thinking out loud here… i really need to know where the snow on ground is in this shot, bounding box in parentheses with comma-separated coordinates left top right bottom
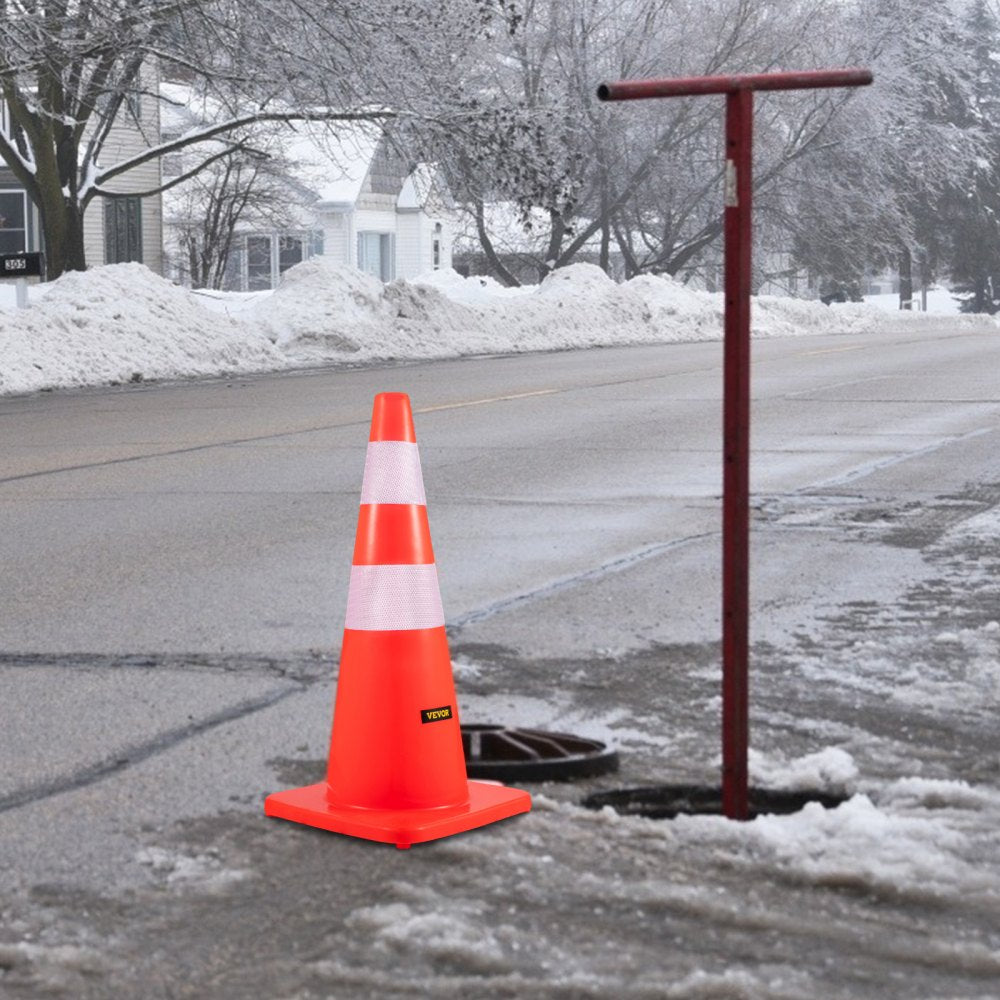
(864, 285, 963, 315)
(1, 259, 994, 397)
(0, 264, 283, 396)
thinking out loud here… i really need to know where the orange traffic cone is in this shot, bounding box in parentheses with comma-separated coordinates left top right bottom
(265, 392, 531, 848)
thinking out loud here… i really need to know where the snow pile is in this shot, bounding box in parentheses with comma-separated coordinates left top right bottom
(2, 259, 996, 396)
(252, 256, 383, 355)
(271, 261, 901, 363)
(414, 265, 534, 306)
(576, 773, 1000, 902)
(0, 263, 283, 394)
(418, 265, 996, 342)
(749, 746, 859, 796)
(726, 795, 983, 898)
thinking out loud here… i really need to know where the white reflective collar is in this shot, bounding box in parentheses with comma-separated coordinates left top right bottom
(345, 563, 445, 631)
(359, 441, 426, 506)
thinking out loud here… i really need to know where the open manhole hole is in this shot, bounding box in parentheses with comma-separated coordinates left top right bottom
(581, 784, 848, 819)
(462, 724, 618, 781)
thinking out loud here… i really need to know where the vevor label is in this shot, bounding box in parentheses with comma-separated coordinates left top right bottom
(421, 705, 453, 724)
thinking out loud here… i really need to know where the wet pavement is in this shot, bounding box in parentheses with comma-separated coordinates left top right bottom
(3, 330, 1000, 998)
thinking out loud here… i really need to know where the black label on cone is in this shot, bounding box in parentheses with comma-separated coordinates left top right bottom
(421, 705, 453, 724)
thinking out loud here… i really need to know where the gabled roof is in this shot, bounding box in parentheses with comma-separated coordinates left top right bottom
(158, 82, 447, 214)
(397, 162, 454, 212)
(282, 121, 383, 207)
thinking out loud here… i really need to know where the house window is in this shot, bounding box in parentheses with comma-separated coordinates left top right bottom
(238, 232, 320, 291)
(357, 232, 395, 281)
(246, 235, 272, 291)
(278, 235, 303, 276)
(0, 190, 27, 254)
(433, 222, 442, 269)
(104, 196, 143, 264)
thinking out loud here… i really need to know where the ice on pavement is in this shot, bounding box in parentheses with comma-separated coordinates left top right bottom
(134, 845, 250, 892)
(2, 258, 994, 396)
(302, 784, 1000, 993)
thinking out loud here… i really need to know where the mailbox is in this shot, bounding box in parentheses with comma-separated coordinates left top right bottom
(0, 252, 44, 278)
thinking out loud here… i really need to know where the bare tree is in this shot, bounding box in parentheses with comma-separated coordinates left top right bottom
(168, 144, 295, 289)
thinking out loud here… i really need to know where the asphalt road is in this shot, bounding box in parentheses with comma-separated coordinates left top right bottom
(2, 323, 1000, 999)
(1, 324, 997, 656)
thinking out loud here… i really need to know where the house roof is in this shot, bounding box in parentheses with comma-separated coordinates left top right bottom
(158, 82, 449, 214)
(282, 121, 383, 207)
(397, 163, 434, 209)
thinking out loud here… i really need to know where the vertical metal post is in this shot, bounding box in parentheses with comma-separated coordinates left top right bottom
(597, 68, 870, 822)
(721, 88, 753, 821)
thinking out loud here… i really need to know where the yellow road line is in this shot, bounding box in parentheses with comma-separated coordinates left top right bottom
(793, 344, 865, 358)
(415, 388, 560, 414)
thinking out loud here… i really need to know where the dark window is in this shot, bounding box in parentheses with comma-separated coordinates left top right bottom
(246, 235, 272, 290)
(0, 191, 27, 254)
(104, 196, 143, 263)
(278, 235, 302, 276)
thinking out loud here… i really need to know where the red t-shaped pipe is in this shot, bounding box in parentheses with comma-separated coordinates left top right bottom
(596, 67, 873, 821)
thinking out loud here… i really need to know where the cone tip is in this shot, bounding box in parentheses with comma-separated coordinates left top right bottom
(370, 392, 417, 442)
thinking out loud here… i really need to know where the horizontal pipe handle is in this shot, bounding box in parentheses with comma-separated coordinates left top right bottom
(597, 68, 873, 102)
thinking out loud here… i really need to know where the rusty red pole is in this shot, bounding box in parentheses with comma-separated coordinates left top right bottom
(598, 68, 872, 822)
(721, 88, 754, 819)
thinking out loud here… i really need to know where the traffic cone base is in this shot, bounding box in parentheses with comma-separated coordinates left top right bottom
(265, 779, 530, 849)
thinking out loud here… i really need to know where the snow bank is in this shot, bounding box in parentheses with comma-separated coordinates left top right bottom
(264, 260, 943, 362)
(0, 264, 283, 395)
(1, 259, 995, 397)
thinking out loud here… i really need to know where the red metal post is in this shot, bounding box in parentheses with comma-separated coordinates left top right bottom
(721, 89, 754, 821)
(597, 68, 872, 822)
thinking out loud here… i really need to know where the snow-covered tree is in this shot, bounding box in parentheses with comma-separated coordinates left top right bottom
(0, 0, 491, 279)
(948, 0, 1000, 312)
(426, 0, 890, 286)
(786, 0, 990, 307)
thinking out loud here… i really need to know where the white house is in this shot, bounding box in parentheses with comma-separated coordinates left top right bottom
(160, 87, 456, 291)
(286, 125, 455, 288)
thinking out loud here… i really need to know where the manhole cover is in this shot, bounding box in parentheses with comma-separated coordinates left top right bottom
(581, 784, 848, 819)
(462, 724, 619, 781)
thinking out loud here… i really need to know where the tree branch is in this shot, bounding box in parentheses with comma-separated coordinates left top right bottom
(91, 108, 395, 191)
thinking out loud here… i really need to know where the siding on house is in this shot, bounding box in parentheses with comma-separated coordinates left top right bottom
(84, 73, 163, 273)
(355, 208, 398, 235)
(319, 210, 353, 269)
(396, 180, 453, 279)
(395, 212, 422, 278)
